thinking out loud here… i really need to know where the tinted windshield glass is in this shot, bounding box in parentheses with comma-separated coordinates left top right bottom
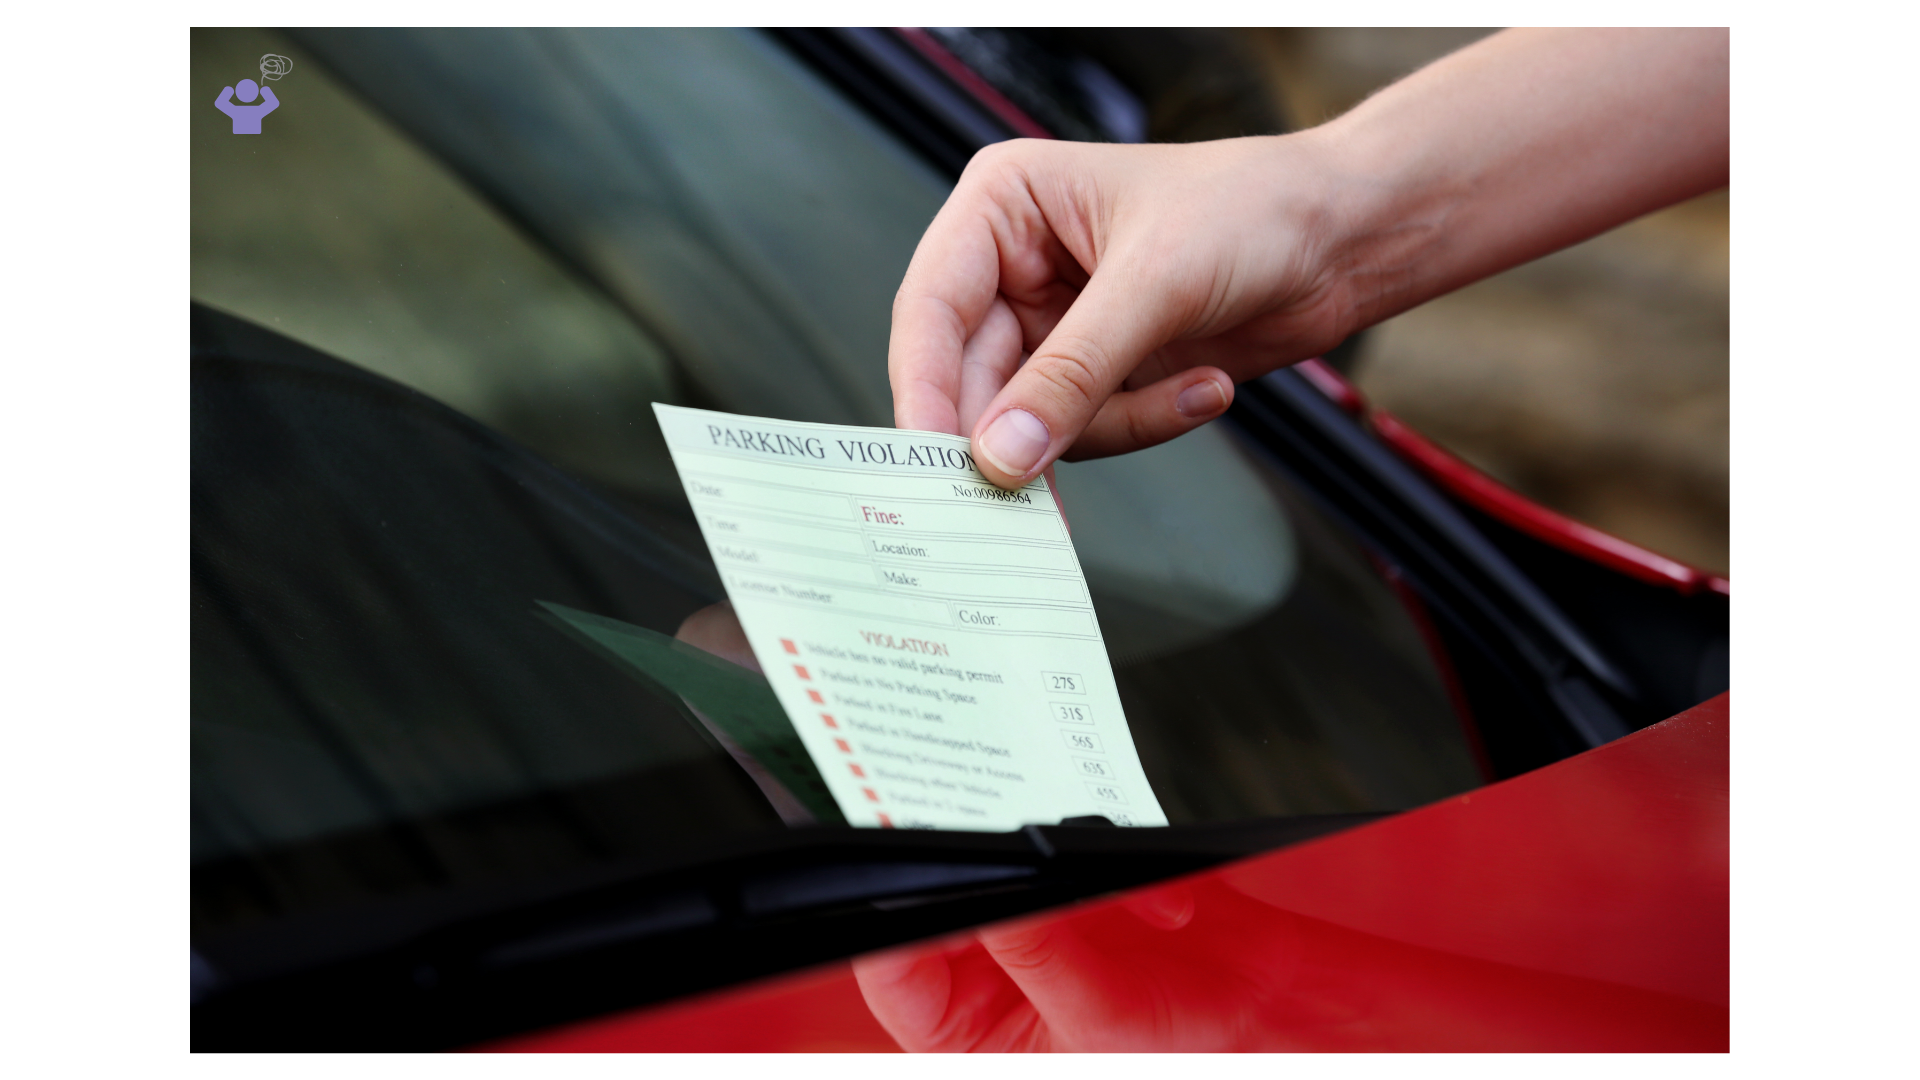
(192, 27, 1481, 932)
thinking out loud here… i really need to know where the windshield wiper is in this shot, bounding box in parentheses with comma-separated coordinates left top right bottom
(192, 812, 1381, 1050)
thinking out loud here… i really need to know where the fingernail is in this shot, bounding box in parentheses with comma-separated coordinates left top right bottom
(977, 409, 1050, 478)
(1176, 379, 1227, 418)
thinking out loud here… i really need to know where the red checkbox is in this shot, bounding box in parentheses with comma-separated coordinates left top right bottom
(877, 813, 893, 828)
(806, 689, 825, 704)
(821, 714, 838, 729)
(781, 639, 798, 654)
(848, 763, 865, 778)
(792, 665, 810, 680)
(834, 738, 852, 754)
(862, 787, 880, 803)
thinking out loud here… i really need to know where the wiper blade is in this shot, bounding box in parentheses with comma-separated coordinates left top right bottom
(192, 813, 1382, 1050)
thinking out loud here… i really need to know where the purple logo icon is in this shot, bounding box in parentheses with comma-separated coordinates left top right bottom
(215, 53, 291, 135)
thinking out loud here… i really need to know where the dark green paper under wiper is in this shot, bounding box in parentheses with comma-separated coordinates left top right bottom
(536, 602, 846, 824)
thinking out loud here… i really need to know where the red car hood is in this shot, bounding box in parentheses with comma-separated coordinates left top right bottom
(495, 692, 1729, 1051)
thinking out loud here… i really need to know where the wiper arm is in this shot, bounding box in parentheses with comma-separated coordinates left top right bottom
(193, 813, 1382, 1050)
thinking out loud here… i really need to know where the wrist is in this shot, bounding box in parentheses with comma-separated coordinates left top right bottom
(1288, 113, 1468, 342)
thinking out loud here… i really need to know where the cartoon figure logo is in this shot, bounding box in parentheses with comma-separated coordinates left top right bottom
(216, 53, 292, 135)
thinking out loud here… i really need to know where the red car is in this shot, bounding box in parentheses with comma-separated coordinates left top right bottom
(190, 28, 1727, 1051)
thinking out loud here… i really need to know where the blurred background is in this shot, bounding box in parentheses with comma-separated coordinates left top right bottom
(1246, 29, 1728, 576)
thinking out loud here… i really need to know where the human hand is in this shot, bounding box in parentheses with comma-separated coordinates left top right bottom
(889, 135, 1357, 489)
(889, 30, 1729, 491)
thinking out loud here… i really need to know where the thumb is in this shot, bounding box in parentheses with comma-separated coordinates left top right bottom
(968, 258, 1188, 488)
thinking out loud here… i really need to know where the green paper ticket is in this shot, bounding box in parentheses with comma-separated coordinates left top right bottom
(653, 403, 1168, 831)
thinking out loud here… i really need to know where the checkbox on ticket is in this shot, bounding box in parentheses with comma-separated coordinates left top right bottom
(821, 714, 838, 728)
(834, 738, 852, 753)
(807, 689, 825, 704)
(792, 665, 810, 680)
(781, 638, 799, 654)
(848, 763, 865, 778)
(862, 787, 880, 803)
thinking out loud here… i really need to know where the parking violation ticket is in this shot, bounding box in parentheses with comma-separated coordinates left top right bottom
(654, 403, 1168, 831)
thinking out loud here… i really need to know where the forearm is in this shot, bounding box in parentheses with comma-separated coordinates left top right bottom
(1307, 27, 1729, 335)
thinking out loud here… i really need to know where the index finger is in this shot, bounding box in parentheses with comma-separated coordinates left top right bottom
(890, 145, 1074, 435)
(888, 202, 1004, 436)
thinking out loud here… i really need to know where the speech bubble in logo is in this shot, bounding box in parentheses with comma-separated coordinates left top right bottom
(259, 54, 292, 81)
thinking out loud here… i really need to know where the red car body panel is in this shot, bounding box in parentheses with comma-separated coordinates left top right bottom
(493, 692, 1729, 1051)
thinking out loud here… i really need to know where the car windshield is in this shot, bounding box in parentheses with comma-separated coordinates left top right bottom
(192, 27, 1482, 937)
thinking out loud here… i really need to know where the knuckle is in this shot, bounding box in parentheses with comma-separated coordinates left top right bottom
(972, 138, 1037, 167)
(1027, 342, 1110, 415)
(1122, 402, 1156, 450)
(962, 140, 1021, 180)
